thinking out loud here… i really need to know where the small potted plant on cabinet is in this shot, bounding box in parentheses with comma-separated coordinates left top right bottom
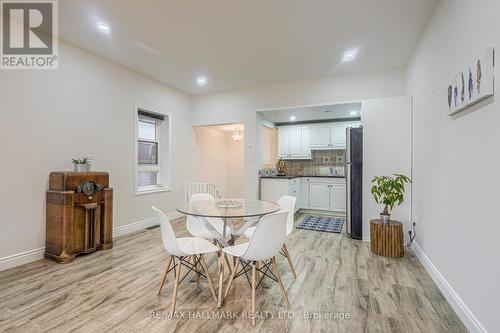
(72, 157, 91, 172)
(371, 174, 411, 223)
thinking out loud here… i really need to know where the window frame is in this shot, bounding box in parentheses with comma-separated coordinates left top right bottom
(134, 105, 172, 195)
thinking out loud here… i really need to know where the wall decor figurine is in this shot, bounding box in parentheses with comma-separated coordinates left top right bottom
(447, 47, 494, 115)
(461, 72, 465, 104)
(468, 68, 473, 100)
(448, 85, 453, 109)
(477, 59, 482, 94)
(454, 85, 458, 107)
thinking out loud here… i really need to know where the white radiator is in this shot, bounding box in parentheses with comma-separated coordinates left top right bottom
(184, 182, 221, 205)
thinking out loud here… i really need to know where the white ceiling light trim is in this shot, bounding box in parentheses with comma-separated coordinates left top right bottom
(96, 22, 111, 34)
(196, 76, 208, 86)
(342, 49, 357, 62)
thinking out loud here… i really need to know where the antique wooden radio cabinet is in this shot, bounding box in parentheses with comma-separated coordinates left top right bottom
(45, 172, 113, 263)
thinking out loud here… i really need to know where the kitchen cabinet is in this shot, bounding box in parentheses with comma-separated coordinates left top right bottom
(309, 183, 330, 210)
(330, 183, 346, 211)
(309, 178, 346, 212)
(260, 177, 300, 212)
(300, 177, 310, 209)
(278, 127, 290, 158)
(260, 176, 345, 213)
(278, 126, 311, 159)
(309, 122, 356, 149)
(331, 123, 350, 148)
(310, 125, 331, 149)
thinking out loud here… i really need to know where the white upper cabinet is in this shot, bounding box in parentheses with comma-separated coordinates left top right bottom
(278, 121, 356, 156)
(278, 127, 290, 158)
(278, 126, 311, 159)
(289, 126, 303, 157)
(301, 127, 311, 156)
(331, 123, 350, 148)
(310, 122, 356, 149)
(310, 125, 331, 149)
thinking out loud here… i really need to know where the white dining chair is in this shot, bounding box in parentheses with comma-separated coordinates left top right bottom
(152, 207, 219, 314)
(243, 196, 297, 279)
(187, 193, 231, 240)
(222, 211, 290, 326)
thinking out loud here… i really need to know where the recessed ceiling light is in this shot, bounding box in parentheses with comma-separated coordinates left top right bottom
(350, 110, 358, 116)
(342, 49, 357, 62)
(96, 22, 111, 34)
(196, 76, 208, 86)
(290, 116, 296, 121)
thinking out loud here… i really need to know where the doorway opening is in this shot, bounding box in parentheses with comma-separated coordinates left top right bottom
(193, 123, 245, 198)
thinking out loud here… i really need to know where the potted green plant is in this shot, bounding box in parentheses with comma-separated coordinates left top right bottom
(371, 174, 411, 223)
(72, 157, 91, 172)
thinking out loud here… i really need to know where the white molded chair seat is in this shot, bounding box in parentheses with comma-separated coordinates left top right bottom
(243, 195, 296, 239)
(221, 242, 249, 258)
(176, 237, 219, 256)
(187, 193, 231, 239)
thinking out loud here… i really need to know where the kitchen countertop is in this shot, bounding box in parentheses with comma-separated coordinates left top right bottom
(260, 175, 345, 179)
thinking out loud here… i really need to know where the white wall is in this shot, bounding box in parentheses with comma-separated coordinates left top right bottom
(192, 69, 407, 200)
(407, 0, 499, 332)
(194, 127, 244, 198)
(262, 126, 278, 167)
(362, 97, 412, 242)
(0, 41, 195, 265)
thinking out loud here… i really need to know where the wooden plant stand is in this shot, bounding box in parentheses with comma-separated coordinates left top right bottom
(370, 219, 404, 258)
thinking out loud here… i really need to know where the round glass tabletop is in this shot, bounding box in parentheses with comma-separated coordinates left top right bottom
(177, 199, 280, 219)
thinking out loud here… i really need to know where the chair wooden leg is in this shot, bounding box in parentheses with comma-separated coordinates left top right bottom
(191, 255, 200, 285)
(272, 257, 290, 307)
(224, 253, 233, 274)
(255, 261, 260, 280)
(171, 257, 182, 314)
(158, 255, 173, 295)
(199, 255, 218, 303)
(282, 243, 297, 279)
(251, 261, 257, 327)
(217, 251, 225, 307)
(224, 259, 240, 299)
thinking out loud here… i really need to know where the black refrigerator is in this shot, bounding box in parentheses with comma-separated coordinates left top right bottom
(346, 126, 363, 240)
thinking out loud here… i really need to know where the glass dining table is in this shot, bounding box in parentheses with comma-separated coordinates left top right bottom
(177, 198, 280, 307)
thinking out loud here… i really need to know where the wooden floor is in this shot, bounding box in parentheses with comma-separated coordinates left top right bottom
(0, 214, 467, 333)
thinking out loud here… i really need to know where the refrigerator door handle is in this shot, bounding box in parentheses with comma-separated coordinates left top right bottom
(346, 162, 352, 234)
(346, 127, 352, 235)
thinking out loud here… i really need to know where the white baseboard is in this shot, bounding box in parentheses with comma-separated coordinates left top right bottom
(412, 242, 487, 333)
(0, 210, 184, 272)
(0, 247, 45, 272)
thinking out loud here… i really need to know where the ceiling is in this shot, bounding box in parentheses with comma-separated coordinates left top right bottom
(58, 0, 438, 95)
(259, 102, 361, 123)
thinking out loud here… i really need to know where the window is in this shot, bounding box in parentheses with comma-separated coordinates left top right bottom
(136, 108, 171, 194)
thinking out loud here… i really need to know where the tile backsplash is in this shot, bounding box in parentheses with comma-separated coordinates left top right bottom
(284, 150, 346, 176)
